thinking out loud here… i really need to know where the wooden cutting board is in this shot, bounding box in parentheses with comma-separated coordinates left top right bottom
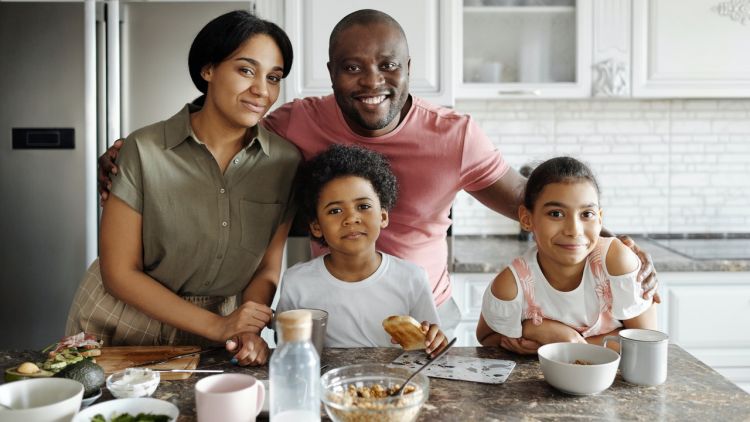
(96, 346, 201, 380)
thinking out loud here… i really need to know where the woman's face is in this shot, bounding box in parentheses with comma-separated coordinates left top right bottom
(202, 34, 284, 128)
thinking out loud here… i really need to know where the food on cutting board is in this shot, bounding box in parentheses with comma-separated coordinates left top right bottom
(55, 358, 106, 397)
(382, 315, 427, 351)
(91, 412, 172, 422)
(4, 361, 53, 382)
(41, 332, 103, 372)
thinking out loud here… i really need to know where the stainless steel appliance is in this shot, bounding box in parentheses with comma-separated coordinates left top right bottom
(0, 1, 254, 349)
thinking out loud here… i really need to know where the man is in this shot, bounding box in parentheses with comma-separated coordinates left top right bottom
(98, 9, 658, 354)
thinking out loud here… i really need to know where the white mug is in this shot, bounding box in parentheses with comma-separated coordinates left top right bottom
(604, 328, 669, 386)
(195, 373, 265, 422)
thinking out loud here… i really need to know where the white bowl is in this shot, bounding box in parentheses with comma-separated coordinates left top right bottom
(106, 368, 160, 399)
(0, 377, 84, 422)
(73, 397, 179, 422)
(538, 342, 620, 395)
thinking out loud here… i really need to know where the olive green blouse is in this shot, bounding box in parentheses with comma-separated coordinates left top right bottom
(110, 104, 301, 297)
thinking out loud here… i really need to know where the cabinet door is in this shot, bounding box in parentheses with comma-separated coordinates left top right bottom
(667, 284, 750, 349)
(457, 0, 592, 99)
(283, 0, 455, 106)
(632, 0, 750, 98)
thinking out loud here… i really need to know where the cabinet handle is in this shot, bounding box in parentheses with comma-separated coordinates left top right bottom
(497, 89, 541, 96)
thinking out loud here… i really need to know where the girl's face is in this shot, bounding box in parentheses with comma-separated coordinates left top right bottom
(519, 181, 602, 269)
(202, 34, 284, 129)
(310, 175, 389, 257)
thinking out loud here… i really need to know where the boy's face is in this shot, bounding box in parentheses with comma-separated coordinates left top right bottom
(310, 175, 389, 256)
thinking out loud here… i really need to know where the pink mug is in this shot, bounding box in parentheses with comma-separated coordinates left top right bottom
(195, 373, 265, 422)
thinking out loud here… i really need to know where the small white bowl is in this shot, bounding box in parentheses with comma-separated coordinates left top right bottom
(73, 397, 179, 422)
(0, 377, 84, 422)
(106, 368, 160, 399)
(538, 342, 620, 395)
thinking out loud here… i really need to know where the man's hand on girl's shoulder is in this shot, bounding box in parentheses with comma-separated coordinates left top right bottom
(616, 235, 661, 304)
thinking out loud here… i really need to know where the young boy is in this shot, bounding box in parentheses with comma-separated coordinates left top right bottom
(276, 145, 447, 357)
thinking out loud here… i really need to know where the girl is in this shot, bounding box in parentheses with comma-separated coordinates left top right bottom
(477, 157, 656, 349)
(66, 10, 299, 366)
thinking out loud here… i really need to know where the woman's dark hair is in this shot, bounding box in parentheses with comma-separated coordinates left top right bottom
(188, 10, 293, 104)
(523, 156, 600, 210)
(298, 145, 398, 244)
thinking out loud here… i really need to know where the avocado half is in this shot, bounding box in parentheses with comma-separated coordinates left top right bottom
(54, 359, 106, 397)
(4, 364, 53, 382)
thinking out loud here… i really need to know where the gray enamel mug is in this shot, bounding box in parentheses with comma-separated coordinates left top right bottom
(603, 328, 669, 386)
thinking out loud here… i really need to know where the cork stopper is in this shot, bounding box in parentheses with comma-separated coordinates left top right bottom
(276, 310, 312, 342)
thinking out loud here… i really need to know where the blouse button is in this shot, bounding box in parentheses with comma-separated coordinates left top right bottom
(219, 188, 226, 194)
(221, 221, 228, 227)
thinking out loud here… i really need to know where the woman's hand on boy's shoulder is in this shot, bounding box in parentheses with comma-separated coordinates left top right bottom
(616, 235, 660, 303)
(422, 321, 447, 358)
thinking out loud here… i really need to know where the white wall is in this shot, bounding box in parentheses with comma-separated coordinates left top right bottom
(453, 99, 750, 235)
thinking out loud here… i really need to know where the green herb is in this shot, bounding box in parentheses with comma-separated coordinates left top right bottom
(91, 415, 106, 422)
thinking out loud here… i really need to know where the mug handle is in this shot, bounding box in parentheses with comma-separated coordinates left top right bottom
(603, 335, 620, 352)
(255, 380, 266, 417)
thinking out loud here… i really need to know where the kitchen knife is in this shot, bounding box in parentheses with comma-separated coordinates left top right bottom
(132, 345, 226, 368)
(152, 369, 224, 373)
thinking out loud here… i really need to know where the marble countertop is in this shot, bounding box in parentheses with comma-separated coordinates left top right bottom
(453, 235, 750, 273)
(3, 345, 750, 421)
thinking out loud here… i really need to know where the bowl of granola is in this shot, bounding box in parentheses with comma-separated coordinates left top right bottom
(320, 364, 428, 422)
(538, 342, 620, 395)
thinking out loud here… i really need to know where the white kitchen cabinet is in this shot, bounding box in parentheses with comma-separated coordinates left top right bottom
(659, 272, 750, 393)
(456, 0, 592, 99)
(282, 0, 455, 106)
(632, 0, 750, 98)
(451, 272, 494, 346)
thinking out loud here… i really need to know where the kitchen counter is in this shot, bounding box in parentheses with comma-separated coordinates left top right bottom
(453, 235, 750, 273)
(3, 345, 750, 421)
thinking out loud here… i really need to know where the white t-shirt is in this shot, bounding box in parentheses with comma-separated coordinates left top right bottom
(481, 240, 651, 338)
(277, 253, 440, 347)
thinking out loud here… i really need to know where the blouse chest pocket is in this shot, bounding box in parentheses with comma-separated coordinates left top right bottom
(239, 199, 283, 256)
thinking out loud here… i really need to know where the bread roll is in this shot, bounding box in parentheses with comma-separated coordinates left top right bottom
(382, 315, 426, 351)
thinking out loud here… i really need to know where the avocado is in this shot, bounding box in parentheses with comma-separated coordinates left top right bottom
(4, 363, 53, 382)
(54, 359, 106, 397)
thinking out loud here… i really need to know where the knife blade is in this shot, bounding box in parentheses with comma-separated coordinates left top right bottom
(131, 345, 226, 368)
(152, 369, 224, 373)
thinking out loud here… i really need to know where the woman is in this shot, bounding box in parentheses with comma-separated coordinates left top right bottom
(66, 10, 298, 366)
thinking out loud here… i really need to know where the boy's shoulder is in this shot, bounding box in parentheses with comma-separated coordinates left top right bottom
(381, 253, 428, 279)
(282, 256, 324, 284)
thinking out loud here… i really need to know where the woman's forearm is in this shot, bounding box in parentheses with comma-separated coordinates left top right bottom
(99, 195, 224, 342)
(241, 221, 291, 307)
(101, 266, 224, 342)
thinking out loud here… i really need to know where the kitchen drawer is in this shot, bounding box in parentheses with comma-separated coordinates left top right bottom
(667, 285, 750, 349)
(451, 273, 494, 320)
(454, 321, 481, 348)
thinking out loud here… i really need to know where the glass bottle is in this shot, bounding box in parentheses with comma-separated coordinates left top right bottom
(270, 310, 320, 422)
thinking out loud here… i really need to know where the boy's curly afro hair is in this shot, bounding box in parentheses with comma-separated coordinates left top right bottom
(297, 144, 399, 227)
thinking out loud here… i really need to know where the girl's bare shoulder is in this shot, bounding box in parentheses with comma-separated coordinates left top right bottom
(490, 267, 519, 301)
(605, 238, 640, 276)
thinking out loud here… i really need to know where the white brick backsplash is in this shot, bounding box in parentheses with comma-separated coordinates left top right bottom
(452, 99, 750, 235)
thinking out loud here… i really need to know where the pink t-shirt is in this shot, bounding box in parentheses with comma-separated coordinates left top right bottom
(263, 95, 508, 306)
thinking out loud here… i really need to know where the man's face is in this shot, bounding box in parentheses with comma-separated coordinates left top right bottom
(327, 22, 411, 137)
